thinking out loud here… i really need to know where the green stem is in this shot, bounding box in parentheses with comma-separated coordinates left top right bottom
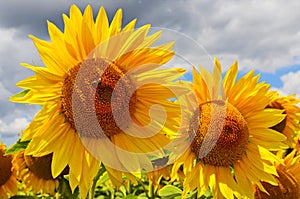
(127, 179, 132, 194)
(136, 178, 149, 198)
(89, 165, 106, 199)
(148, 181, 154, 199)
(55, 192, 60, 199)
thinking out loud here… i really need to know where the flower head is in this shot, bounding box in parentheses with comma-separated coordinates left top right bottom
(267, 93, 300, 145)
(171, 58, 287, 199)
(10, 4, 186, 197)
(0, 144, 18, 199)
(255, 150, 300, 198)
(12, 151, 68, 195)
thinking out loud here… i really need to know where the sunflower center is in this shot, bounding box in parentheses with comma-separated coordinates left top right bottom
(61, 58, 137, 138)
(189, 100, 249, 167)
(254, 169, 300, 199)
(24, 154, 68, 180)
(0, 149, 12, 186)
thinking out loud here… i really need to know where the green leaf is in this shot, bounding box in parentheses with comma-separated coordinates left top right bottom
(96, 167, 109, 186)
(124, 195, 138, 199)
(185, 189, 198, 199)
(158, 185, 182, 197)
(137, 194, 148, 199)
(197, 188, 213, 199)
(10, 89, 30, 99)
(94, 196, 106, 199)
(5, 139, 30, 155)
(173, 196, 182, 199)
(119, 185, 127, 196)
(58, 177, 79, 199)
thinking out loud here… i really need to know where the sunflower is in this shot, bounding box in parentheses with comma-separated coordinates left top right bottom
(267, 93, 300, 145)
(254, 149, 300, 198)
(0, 144, 18, 199)
(10, 4, 186, 198)
(294, 134, 300, 155)
(146, 156, 170, 194)
(12, 150, 68, 195)
(171, 58, 287, 199)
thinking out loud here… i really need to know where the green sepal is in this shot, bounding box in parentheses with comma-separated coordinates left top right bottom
(5, 139, 30, 155)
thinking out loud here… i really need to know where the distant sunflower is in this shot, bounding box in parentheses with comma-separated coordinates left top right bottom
(294, 134, 300, 154)
(10, 4, 185, 197)
(267, 93, 300, 145)
(0, 144, 18, 199)
(171, 58, 287, 198)
(146, 156, 170, 193)
(12, 151, 68, 195)
(255, 149, 300, 198)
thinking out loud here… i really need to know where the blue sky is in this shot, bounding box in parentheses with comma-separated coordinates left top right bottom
(243, 64, 300, 88)
(0, 0, 300, 146)
(182, 64, 300, 92)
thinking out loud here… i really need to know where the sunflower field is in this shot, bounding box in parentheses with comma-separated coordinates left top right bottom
(1, 4, 300, 199)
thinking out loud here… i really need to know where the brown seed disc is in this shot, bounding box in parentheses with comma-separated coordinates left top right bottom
(61, 58, 137, 138)
(24, 153, 68, 180)
(189, 100, 249, 167)
(0, 149, 12, 186)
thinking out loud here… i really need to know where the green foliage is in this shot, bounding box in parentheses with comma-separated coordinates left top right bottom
(8, 165, 214, 199)
(58, 177, 79, 199)
(5, 139, 30, 155)
(158, 185, 182, 198)
(10, 89, 30, 99)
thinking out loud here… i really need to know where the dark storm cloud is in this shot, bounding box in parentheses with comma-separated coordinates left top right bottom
(0, 0, 206, 38)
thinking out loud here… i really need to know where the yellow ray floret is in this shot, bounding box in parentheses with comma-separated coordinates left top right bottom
(171, 57, 286, 199)
(10, 4, 188, 198)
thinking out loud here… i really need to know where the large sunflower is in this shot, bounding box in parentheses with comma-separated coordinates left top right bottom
(0, 144, 18, 199)
(254, 149, 300, 198)
(10, 4, 185, 198)
(267, 93, 300, 145)
(12, 151, 68, 195)
(171, 58, 287, 198)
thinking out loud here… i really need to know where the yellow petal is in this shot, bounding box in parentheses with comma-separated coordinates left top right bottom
(95, 6, 109, 44)
(109, 9, 122, 36)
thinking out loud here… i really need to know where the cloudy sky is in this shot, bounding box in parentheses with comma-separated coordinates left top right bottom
(0, 0, 300, 146)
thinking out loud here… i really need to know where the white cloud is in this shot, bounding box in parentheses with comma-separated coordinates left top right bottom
(0, 82, 15, 116)
(276, 70, 300, 97)
(0, 116, 32, 146)
(0, 82, 12, 101)
(1, 0, 300, 72)
(0, 27, 40, 119)
(187, 1, 300, 72)
(0, 117, 29, 137)
(0, 27, 39, 91)
(0, 28, 41, 145)
(0, 106, 39, 145)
